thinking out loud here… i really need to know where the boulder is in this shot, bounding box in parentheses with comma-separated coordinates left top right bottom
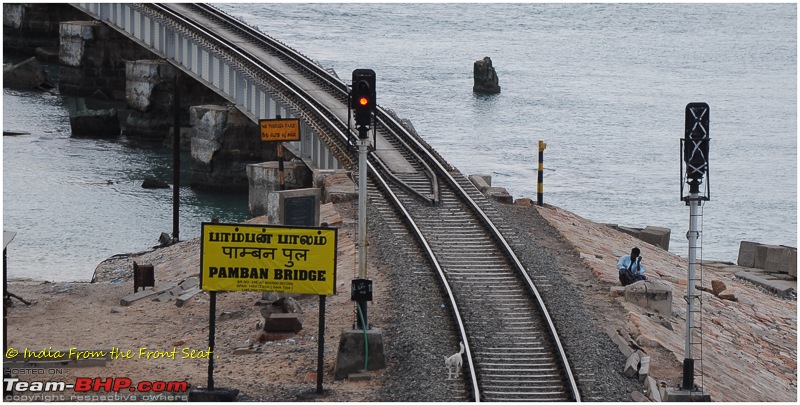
(473, 56, 501, 94)
(3, 57, 53, 90)
(711, 280, 727, 296)
(142, 177, 170, 189)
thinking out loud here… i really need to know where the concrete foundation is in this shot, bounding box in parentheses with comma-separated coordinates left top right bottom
(333, 329, 386, 380)
(664, 387, 711, 402)
(247, 161, 312, 216)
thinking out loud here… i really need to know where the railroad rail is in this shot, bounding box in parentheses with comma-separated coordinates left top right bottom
(86, 3, 582, 401)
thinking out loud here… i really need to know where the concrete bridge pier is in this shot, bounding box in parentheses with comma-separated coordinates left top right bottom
(58, 20, 151, 100)
(125, 60, 178, 140)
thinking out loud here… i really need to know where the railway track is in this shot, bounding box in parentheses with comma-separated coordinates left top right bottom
(135, 4, 581, 401)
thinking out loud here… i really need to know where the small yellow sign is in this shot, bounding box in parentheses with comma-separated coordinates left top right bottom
(259, 118, 300, 142)
(200, 223, 337, 295)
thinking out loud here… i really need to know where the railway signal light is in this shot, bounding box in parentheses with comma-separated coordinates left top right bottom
(684, 102, 710, 185)
(351, 69, 376, 136)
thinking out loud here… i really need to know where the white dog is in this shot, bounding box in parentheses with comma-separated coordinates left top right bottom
(444, 342, 465, 379)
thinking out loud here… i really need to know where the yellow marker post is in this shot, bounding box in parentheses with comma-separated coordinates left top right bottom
(538, 140, 547, 206)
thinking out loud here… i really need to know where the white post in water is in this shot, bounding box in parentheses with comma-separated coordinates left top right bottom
(679, 102, 710, 396)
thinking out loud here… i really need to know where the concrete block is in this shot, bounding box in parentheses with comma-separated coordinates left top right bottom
(322, 173, 356, 204)
(754, 244, 778, 270)
(787, 247, 797, 277)
(623, 350, 641, 378)
(468, 174, 491, 193)
(624, 280, 673, 316)
(638, 355, 651, 382)
(485, 187, 513, 204)
(639, 226, 670, 251)
(764, 245, 796, 274)
(334, 329, 386, 380)
(737, 241, 759, 268)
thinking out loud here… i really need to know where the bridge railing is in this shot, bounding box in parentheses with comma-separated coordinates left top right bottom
(70, 2, 342, 171)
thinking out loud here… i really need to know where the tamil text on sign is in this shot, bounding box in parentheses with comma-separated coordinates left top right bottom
(200, 223, 337, 295)
(259, 118, 300, 142)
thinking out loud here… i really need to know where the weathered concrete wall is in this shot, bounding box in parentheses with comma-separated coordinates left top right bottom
(190, 105, 279, 191)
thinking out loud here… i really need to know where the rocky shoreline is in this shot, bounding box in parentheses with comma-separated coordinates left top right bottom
(5, 199, 796, 402)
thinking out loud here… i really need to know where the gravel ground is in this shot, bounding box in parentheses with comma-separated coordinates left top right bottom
(359, 192, 641, 401)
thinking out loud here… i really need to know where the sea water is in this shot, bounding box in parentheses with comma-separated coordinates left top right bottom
(2, 3, 796, 281)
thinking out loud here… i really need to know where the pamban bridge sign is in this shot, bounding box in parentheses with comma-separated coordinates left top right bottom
(200, 223, 337, 295)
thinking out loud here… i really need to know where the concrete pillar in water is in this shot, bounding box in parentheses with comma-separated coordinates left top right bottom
(190, 105, 279, 191)
(125, 59, 178, 140)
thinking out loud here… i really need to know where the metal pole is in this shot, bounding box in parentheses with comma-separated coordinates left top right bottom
(537, 140, 546, 206)
(356, 132, 369, 329)
(316, 295, 325, 394)
(276, 115, 285, 191)
(172, 75, 180, 242)
(683, 192, 701, 390)
(207, 291, 216, 390)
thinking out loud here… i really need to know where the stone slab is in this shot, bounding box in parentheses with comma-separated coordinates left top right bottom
(763, 245, 796, 274)
(176, 287, 202, 307)
(734, 271, 796, 298)
(120, 283, 175, 306)
(265, 313, 303, 333)
(607, 327, 635, 357)
(645, 376, 661, 401)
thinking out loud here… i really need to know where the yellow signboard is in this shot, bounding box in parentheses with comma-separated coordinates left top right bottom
(259, 118, 300, 142)
(200, 223, 337, 295)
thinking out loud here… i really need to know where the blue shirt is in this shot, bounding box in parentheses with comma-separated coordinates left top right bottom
(617, 255, 645, 275)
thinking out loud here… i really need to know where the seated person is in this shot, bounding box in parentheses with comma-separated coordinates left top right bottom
(617, 247, 647, 286)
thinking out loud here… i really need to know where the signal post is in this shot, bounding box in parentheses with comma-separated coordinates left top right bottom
(333, 69, 386, 380)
